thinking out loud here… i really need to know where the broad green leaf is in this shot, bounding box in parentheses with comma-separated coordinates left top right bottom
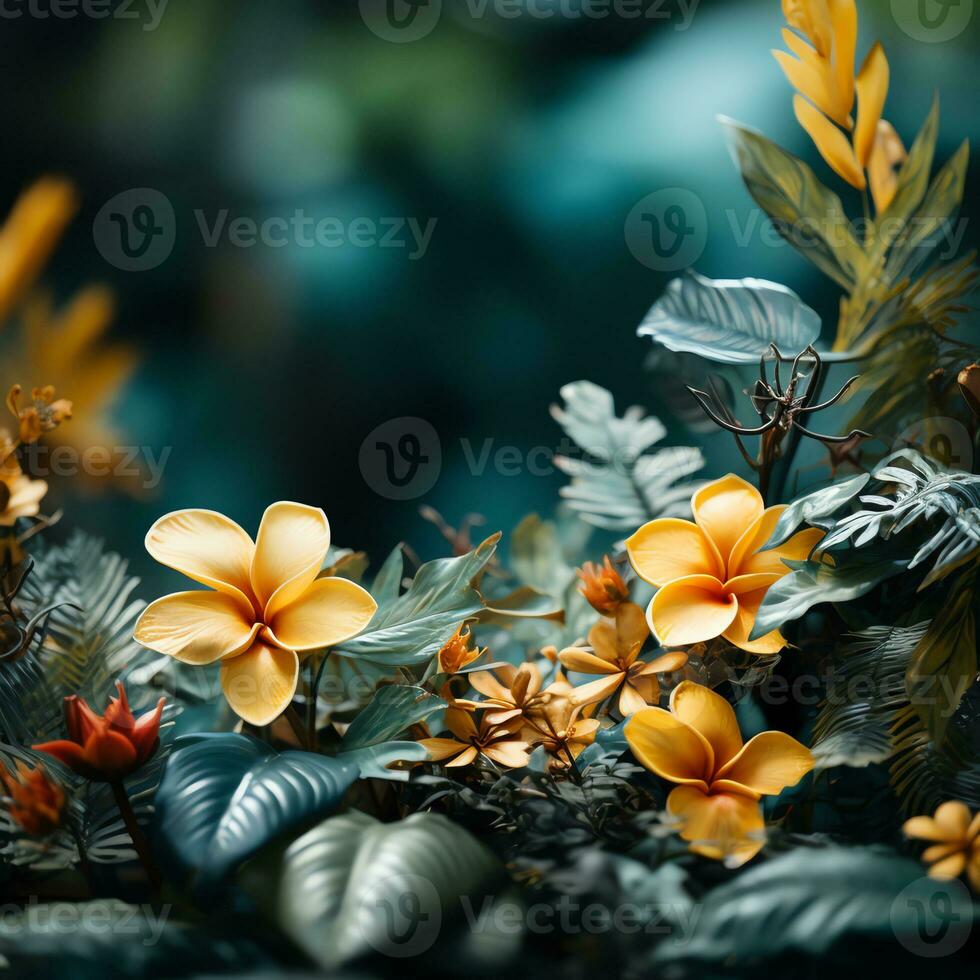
(335, 535, 499, 667)
(653, 846, 971, 965)
(153, 733, 358, 887)
(477, 585, 564, 623)
(370, 545, 405, 605)
(339, 741, 429, 781)
(751, 558, 907, 639)
(340, 685, 446, 750)
(240, 810, 503, 969)
(765, 473, 870, 548)
(721, 117, 868, 289)
(638, 271, 821, 364)
(907, 576, 977, 742)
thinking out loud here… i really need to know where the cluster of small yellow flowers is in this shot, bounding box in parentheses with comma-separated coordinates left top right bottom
(0, 760, 65, 837)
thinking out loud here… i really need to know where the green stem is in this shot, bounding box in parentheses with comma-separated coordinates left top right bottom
(767, 363, 829, 505)
(110, 781, 161, 892)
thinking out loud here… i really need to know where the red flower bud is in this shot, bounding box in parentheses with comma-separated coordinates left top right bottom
(33, 681, 165, 783)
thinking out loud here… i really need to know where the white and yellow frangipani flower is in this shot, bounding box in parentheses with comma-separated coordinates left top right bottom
(134, 503, 377, 726)
(626, 474, 823, 654)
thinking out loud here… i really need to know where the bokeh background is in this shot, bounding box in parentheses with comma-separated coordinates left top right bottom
(2, 0, 978, 595)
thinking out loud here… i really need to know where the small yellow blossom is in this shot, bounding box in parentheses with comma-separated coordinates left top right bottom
(6, 384, 72, 446)
(627, 681, 814, 865)
(627, 474, 823, 654)
(419, 708, 530, 769)
(455, 662, 551, 725)
(559, 602, 687, 715)
(577, 556, 630, 615)
(134, 503, 378, 726)
(524, 696, 599, 772)
(904, 801, 980, 892)
(0, 428, 47, 528)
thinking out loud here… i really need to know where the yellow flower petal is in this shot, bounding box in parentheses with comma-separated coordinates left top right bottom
(828, 0, 857, 123)
(793, 94, 865, 189)
(868, 120, 905, 212)
(934, 801, 972, 838)
(268, 577, 377, 652)
(0, 474, 47, 526)
(625, 707, 713, 789)
(714, 731, 814, 797)
(146, 509, 256, 609)
(720, 576, 787, 655)
(854, 42, 889, 168)
(627, 518, 723, 587)
(923, 843, 966, 864)
(618, 681, 650, 716)
(420, 737, 468, 762)
(445, 707, 479, 741)
(560, 648, 621, 676)
(445, 745, 479, 768)
(250, 502, 331, 620)
(648, 575, 738, 647)
(569, 673, 625, 707)
(220, 640, 299, 726)
(587, 619, 620, 664)
(669, 681, 743, 772)
(483, 741, 530, 768)
(469, 671, 516, 698)
(692, 474, 764, 572)
(782, 0, 833, 55)
(773, 50, 837, 122)
(929, 852, 968, 880)
(134, 591, 259, 665)
(667, 785, 765, 866)
(615, 601, 650, 663)
(903, 815, 945, 841)
(636, 650, 689, 676)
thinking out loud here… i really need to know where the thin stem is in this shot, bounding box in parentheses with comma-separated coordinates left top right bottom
(110, 781, 161, 892)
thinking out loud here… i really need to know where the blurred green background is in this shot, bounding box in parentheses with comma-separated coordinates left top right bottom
(4, 0, 978, 594)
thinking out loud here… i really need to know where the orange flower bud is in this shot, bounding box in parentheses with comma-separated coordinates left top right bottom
(33, 681, 165, 783)
(437, 624, 483, 674)
(0, 760, 65, 837)
(577, 556, 629, 615)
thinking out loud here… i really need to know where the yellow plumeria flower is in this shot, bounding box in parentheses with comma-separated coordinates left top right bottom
(134, 503, 378, 726)
(904, 801, 980, 891)
(775, 0, 904, 211)
(626, 681, 814, 865)
(626, 474, 823, 654)
(559, 602, 687, 715)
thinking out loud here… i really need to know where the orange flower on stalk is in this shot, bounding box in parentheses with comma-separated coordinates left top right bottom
(903, 801, 980, 891)
(6, 384, 72, 445)
(559, 602, 687, 715)
(627, 474, 824, 654)
(0, 760, 65, 836)
(626, 681, 814, 865)
(437, 624, 484, 675)
(133, 504, 378, 726)
(577, 556, 629, 615)
(33, 682, 165, 783)
(419, 708, 530, 769)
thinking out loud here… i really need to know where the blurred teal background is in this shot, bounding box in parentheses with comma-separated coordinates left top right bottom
(3, 0, 978, 594)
